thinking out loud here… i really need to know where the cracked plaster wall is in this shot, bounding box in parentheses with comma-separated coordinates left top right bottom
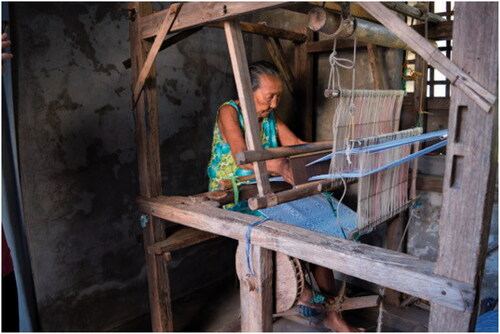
(12, 2, 245, 331)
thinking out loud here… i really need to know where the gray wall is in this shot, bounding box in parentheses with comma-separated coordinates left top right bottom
(12, 2, 241, 331)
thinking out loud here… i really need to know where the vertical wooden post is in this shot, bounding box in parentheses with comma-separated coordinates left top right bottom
(237, 241, 273, 332)
(129, 2, 172, 331)
(224, 20, 271, 197)
(429, 3, 498, 331)
(294, 27, 314, 141)
(224, 20, 273, 331)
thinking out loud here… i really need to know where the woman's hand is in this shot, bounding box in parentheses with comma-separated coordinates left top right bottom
(266, 158, 295, 185)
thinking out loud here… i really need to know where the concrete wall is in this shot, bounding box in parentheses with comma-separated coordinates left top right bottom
(12, 3, 241, 331)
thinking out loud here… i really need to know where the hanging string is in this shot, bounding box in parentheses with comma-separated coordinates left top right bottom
(245, 216, 270, 277)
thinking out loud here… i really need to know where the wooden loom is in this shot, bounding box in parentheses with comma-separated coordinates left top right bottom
(128, 2, 497, 332)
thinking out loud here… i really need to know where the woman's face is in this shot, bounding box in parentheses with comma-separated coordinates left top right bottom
(253, 73, 282, 119)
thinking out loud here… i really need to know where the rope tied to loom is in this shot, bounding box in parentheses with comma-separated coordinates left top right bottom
(245, 216, 270, 277)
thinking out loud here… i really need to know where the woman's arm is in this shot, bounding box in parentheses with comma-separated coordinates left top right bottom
(275, 114, 307, 146)
(218, 105, 295, 184)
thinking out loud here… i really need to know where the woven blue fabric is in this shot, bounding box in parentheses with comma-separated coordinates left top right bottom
(260, 194, 356, 239)
(475, 310, 498, 332)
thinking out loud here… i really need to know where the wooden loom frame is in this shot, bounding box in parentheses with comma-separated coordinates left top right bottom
(128, 2, 497, 332)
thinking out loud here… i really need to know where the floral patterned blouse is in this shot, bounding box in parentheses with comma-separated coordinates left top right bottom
(207, 100, 279, 194)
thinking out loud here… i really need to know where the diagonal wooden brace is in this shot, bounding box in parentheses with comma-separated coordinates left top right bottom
(359, 2, 497, 113)
(133, 3, 182, 104)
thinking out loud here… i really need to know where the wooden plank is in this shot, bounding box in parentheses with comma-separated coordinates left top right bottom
(137, 196, 475, 312)
(208, 21, 307, 43)
(133, 3, 181, 104)
(148, 227, 218, 255)
(429, 3, 498, 331)
(123, 27, 203, 70)
(294, 27, 314, 141)
(413, 20, 453, 40)
(237, 241, 273, 331)
(128, 2, 172, 331)
(342, 295, 380, 311)
(384, 214, 406, 306)
(359, 2, 496, 113)
(224, 20, 271, 197)
(417, 174, 443, 193)
(141, 2, 285, 39)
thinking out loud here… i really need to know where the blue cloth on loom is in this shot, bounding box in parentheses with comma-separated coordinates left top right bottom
(475, 310, 498, 332)
(260, 194, 357, 239)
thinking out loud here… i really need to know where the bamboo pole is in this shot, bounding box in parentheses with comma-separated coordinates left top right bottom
(308, 7, 410, 50)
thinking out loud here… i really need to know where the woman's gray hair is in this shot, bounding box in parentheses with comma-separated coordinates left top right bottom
(249, 61, 280, 92)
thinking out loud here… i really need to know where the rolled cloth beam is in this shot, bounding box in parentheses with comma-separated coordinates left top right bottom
(308, 7, 410, 50)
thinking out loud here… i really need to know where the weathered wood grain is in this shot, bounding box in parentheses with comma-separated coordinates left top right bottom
(429, 3, 498, 331)
(384, 2, 445, 23)
(133, 3, 181, 104)
(359, 2, 496, 113)
(224, 20, 271, 197)
(235, 141, 332, 165)
(208, 21, 306, 43)
(148, 227, 218, 255)
(236, 241, 273, 331)
(137, 196, 475, 312)
(128, 2, 172, 331)
(141, 2, 285, 39)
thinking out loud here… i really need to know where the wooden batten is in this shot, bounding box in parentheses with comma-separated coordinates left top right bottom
(137, 195, 475, 312)
(235, 141, 331, 165)
(247, 179, 344, 210)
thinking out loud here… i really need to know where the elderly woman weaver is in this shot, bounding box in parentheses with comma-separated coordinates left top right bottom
(207, 61, 362, 332)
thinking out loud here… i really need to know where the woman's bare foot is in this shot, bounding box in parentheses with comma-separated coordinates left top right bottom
(324, 310, 365, 332)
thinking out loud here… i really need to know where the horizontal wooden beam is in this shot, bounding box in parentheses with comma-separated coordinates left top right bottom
(140, 2, 286, 39)
(384, 2, 445, 23)
(236, 141, 331, 165)
(148, 227, 218, 255)
(207, 21, 307, 43)
(137, 195, 475, 312)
